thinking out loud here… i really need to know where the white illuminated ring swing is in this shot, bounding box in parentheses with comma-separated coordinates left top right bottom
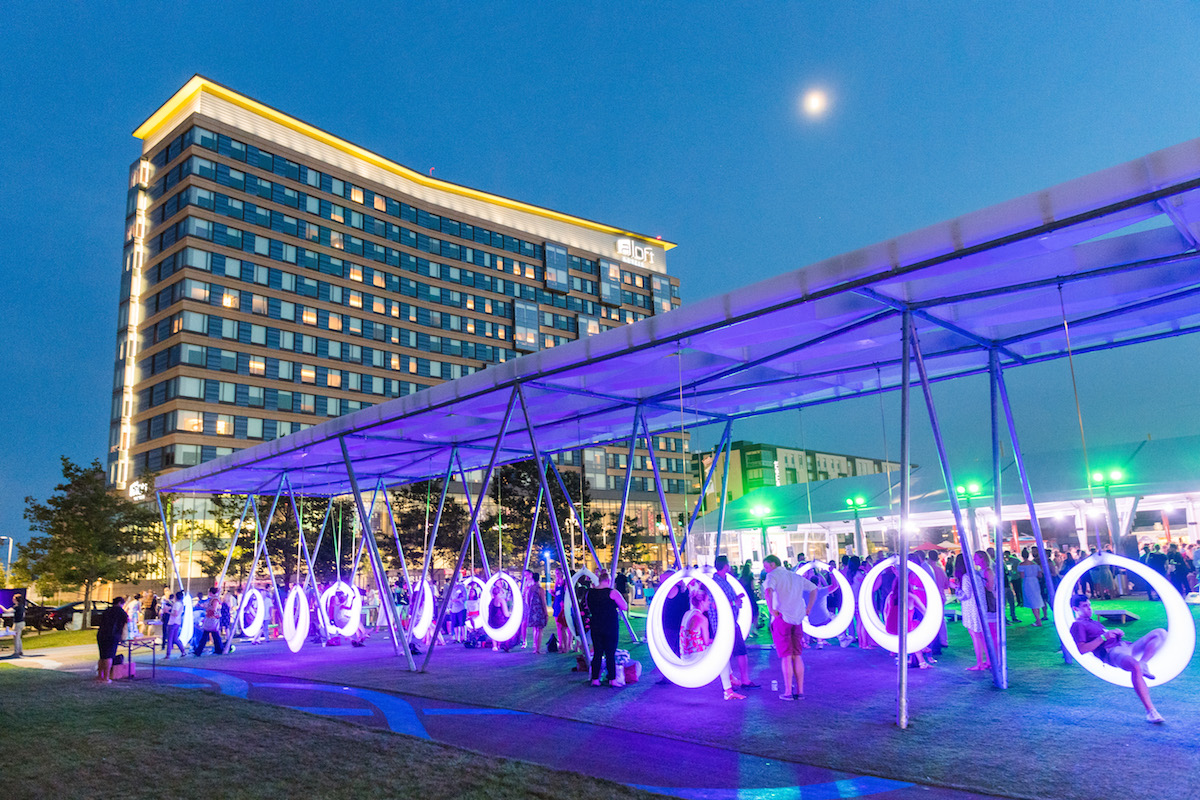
(410, 580, 435, 639)
(1053, 552, 1194, 688)
(799, 562, 855, 639)
(180, 593, 195, 641)
(463, 576, 487, 630)
(238, 588, 265, 638)
(282, 585, 310, 653)
(563, 568, 598, 617)
(646, 569, 735, 688)
(481, 572, 525, 642)
(856, 556, 943, 653)
(320, 581, 362, 638)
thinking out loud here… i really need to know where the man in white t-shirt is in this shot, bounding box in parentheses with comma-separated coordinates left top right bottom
(762, 555, 815, 700)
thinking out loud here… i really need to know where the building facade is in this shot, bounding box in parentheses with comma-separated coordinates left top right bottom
(691, 439, 901, 513)
(109, 76, 687, 573)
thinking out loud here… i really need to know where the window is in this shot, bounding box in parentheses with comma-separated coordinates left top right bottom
(248, 356, 265, 375)
(513, 300, 540, 351)
(218, 381, 236, 403)
(302, 307, 317, 326)
(176, 444, 202, 466)
(178, 376, 204, 398)
(300, 365, 316, 383)
(326, 370, 342, 388)
(181, 343, 206, 365)
(276, 420, 292, 438)
(221, 288, 239, 309)
(215, 414, 234, 435)
(247, 385, 264, 407)
(252, 294, 268, 315)
(246, 418, 264, 439)
(327, 397, 340, 416)
(298, 393, 315, 413)
(349, 290, 362, 308)
(544, 243, 570, 293)
(221, 319, 238, 339)
(280, 331, 294, 350)
(350, 186, 363, 204)
(600, 259, 622, 305)
(328, 314, 343, 331)
(219, 349, 237, 371)
(349, 265, 363, 282)
(177, 409, 203, 432)
(250, 324, 267, 345)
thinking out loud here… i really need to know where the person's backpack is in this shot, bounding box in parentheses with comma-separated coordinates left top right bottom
(547, 633, 558, 653)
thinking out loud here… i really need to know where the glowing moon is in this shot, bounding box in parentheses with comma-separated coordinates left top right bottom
(801, 88, 830, 119)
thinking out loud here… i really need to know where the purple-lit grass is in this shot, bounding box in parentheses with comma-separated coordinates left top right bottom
(0, 666, 665, 800)
(241, 594, 1198, 800)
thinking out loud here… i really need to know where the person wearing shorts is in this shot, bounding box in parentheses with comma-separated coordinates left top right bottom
(763, 555, 815, 700)
(1070, 594, 1167, 723)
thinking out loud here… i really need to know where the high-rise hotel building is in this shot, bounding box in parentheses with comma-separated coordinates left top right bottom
(110, 76, 687, 539)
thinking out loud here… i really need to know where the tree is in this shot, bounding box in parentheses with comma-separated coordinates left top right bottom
(20, 457, 158, 628)
(488, 459, 605, 572)
(386, 481, 468, 576)
(610, 512, 654, 566)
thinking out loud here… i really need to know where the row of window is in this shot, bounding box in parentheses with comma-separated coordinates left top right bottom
(138, 337, 479, 389)
(150, 125, 555, 267)
(134, 373, 412, 418)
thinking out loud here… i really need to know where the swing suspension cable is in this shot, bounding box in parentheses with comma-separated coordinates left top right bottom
(877, 365, 895, 512)
(798, 406, 816, 553)
(676, 350, 691, 557)
(1059, 284, 1094, 501)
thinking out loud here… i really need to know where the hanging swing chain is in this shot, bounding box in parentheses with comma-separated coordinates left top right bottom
(1059, 284, 1094, 501)
(876, 365, 895, 512)
(676, 350, 692, 546)
(797, 406, 816, 532)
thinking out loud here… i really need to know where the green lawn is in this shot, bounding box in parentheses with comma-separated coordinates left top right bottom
(10, 627, 97, 650)
(0, 667, 666, 800)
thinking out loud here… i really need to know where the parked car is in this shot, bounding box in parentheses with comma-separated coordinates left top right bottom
(46, 600, 112, 630)
(1, 601, 54, 631)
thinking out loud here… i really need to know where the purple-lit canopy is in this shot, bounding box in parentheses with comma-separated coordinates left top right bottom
(158, 138, 1200, 497)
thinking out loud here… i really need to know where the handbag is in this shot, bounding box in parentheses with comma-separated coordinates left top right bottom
(202, 614, 219, 632)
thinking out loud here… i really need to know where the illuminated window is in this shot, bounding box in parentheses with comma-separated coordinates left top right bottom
(330, 231, 343, 250)
(331, 205, 344, 223)
(373, 271, 385, 288)
(248, 356, 265, 376)
(328, 314, 343, 331)
(300, 365, 316, 384)
(349, 265, 363, 282)
(465, 296, 474, 310)
(349, 290, 362, 308)
(252, 294, 268, 314)
(302, 307, 317, 326)
(177, 410, 204, 432)
(327, 371, 342, 388)
(350, 186, 363, 204)
(215, 414, 234, 435)
(390, 301, 399, 318)
(408, 357, 417, 374)
(390, 353, 400, 371)
(373, 195, 386, 212)
(372, 297, 384, 314)
(513, 301, 539, 352)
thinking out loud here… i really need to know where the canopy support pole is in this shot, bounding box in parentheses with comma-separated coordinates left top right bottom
(421, 389, 519, 672)
(156, 492, 185, 591)
(455, 453, 492, 580)
(349, 480, 383, 580)
(249, 491, 288, 625)
(911, 328, 1002, 688)
(994, 362, 1072, 664)
(608, 407, 642, 578)
(989, 351, 1009, 689)
(897, 311, 912, 728)
(283, 474, 333, 641)
(639, 412, 684, 569)
(340, 439, 413, 666)
(214, 494, 255, 590)
(382, 489, 419, 634)
(691, 421, 732, 559)
(417, 449, 458, 599)
(516, 384, 592, 663)
(549, 458, 639, 643)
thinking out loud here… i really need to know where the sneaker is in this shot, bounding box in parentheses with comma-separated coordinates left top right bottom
(1147, 711, 1165, 724)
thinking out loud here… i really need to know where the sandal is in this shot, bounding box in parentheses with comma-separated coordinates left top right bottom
(724, 689, 746, 700)
(778, 693, 795, 701)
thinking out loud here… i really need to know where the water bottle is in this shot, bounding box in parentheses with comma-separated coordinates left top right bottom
(771, 679, 778, 692)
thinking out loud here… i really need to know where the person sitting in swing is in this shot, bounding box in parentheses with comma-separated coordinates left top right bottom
(1069, 594, 1167, 723)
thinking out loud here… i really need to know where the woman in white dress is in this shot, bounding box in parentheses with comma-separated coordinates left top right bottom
(954, 553, 988, 671)
(1017, 548, 1045, 626)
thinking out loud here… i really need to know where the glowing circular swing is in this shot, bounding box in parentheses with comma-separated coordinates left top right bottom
(238, 587, 265, 638)
(463, 576, 487, 630)
(410, 580, 436, 639)
(180, 592, 195, 642)
(481, 571, 525, 642)
(282, 585, 310, 653)
(320, 581, 362, 638)
(1053, 552, 1194, 688)
(798, 562, 856, 639)
(856, 556, 943, 654)
(646, 568, 736, 688)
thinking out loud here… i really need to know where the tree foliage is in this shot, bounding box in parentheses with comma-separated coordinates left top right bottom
(20, 458, 158, 627)
(385, 481, 468, 576)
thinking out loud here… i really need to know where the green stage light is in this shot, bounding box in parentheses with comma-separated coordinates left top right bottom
(751, 504, 770, 518)
(1092, 471, 1105, 483)
(1109, 469, 1123, 482)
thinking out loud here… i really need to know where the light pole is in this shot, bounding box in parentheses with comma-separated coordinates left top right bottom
(955, 482, 984, 551)
(1092, 468, 1126, 552)
(0, 536, 13, 584)
(542, 550, 553, 592)
(845, 496, 867, 557)
(751, 504, 771, 561)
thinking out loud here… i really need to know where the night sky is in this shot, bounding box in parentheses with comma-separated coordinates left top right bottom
(2, 3, 1199, 545)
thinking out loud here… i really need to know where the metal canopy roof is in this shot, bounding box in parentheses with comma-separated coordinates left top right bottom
(158, 138, 1200, 498)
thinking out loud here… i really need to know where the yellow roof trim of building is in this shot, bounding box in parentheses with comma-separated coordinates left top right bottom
(134, 76, 676, 251)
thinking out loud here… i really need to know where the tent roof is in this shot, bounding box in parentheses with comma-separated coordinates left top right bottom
(158, 138, 1200, 497)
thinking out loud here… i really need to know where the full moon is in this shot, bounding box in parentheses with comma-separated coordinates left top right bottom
(801, 88, 830, 118)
